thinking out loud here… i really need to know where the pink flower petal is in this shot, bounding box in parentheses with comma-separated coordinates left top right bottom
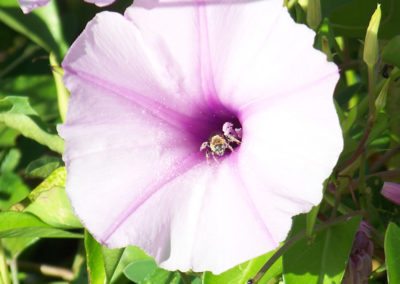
(84, 0, 116, 7)
(18, 0, 115, 13)
(126, 0, 337, 109)
(381, 182, 400, 205)
(18, 0, 50, 13)
(61, 0, 342, 273)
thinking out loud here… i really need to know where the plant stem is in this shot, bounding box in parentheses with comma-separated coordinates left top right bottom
(370, 145, 400, 172)
(9, 258, 19, 284)
(0, 242, 10, 284)
(14, 260, 74, 281)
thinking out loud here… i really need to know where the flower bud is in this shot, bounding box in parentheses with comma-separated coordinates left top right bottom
(363, 4, 381, 67)
(381, 182, 400, 206)
(343, 221, 373, 284)
(307, 0, 321, 30)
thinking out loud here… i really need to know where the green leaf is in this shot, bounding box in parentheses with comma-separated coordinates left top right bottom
(0, 211, 82, 239)
(124, 259, 158, 283)
(2, 237, 38, 258)
(0, 172, 29, 210)
(0, 126, 18, 147)
(25, 156, 62, 178)
(108, 246, 150, 283)
(382, 35, 400, 69)
(0, 0, 68, 59)
(123, 259, 181, 284)
(0, 75, 58, 121)
(0, 148, 21, 172)
(283, 215, 361, 284)
(385, 222, 400, 283)
(102, 246, 124, 283)
(85, 231, 107, 284)
(25, 167, 81, 228)
(0, 96, 64, 153)
(203, 249, 282, 284)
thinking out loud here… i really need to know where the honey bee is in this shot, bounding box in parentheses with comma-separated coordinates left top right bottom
(200, 122, 241, 163)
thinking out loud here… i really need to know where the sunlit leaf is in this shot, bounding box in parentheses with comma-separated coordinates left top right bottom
(102, 246, 124, 283)
(25, 156, 62, 178)
(123, 259, 181, 284)
(0, 211, 82, 238)
(25, 167, 81, 228)
(85, 231, 107, 284)
(385, 222, 400, 283)
(0, 148, 20, 172)
(0, 172, 29, 210)
(0, 96, 64, 153)
(203, 249, 282, 284)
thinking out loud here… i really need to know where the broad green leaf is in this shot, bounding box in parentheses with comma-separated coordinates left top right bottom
(385, 222, 400, 283)
(2, 237, 38, 257)
(25, 167, 81, 228)
(203, 249, 282, 284)
(25, 186, 81, 229)
(0, 172, 29, 210)
(0, 211, 82, 239)
(85, 231, 107, 284)
(0, 0, 68, 59)
(102, 246, 124, 283)
(0, 96, 64, 153)
(109, 246, 150, 283)
(28, 167, 65, 199)
(283, 215, 361, 284)
(123, 259, 181, 284)
(382, 36, 400, 69)
(124, 259, 158, 283)
(25, 156, 62, 178)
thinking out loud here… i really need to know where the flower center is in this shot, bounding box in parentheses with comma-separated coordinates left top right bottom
(200, 121, 242, 163)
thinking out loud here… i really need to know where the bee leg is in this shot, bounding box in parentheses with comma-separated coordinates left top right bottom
(205, 150, 211, 165)
(226, 134, 241, 145)
(212, 152, 220, 164)
(227, 144, 234, 152)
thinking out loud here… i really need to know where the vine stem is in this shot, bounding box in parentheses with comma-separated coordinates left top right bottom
(248, 211, 363, 284)
(0, 242, 10, 284)
(10, 260, 74, 281)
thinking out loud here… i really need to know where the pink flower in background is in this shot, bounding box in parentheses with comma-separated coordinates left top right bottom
(18, 0, 115, 13)
(381, 182, 400, 206)
(59, 0, 342, 273)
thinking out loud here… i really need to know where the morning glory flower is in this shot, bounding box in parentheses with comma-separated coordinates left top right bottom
(381, 182, 400, 206)
(18, 0, 116, 13)
(59, 0, 342, 273)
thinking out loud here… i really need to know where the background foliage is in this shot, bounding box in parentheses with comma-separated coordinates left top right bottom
(0, 0, 399, 283)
